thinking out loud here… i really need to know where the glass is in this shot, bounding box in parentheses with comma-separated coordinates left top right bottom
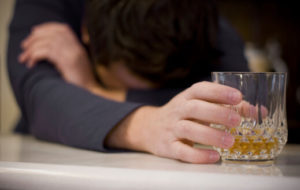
(211, 72, 288, 162)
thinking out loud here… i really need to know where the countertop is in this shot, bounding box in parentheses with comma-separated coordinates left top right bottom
(1, 134, 300, 189)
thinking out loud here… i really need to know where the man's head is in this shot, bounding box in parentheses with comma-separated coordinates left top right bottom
(86, 0, 220, 87)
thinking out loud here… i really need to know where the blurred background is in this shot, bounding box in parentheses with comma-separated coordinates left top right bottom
(0, 0, 299, 143)
(216, 0, 300, 143)
(0, 0, 19, 135)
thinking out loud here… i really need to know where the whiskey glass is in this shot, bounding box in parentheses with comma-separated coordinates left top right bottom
(211, 72, 288, 162)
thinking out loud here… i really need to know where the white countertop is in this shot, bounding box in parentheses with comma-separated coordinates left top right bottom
(1, 134, 300, 190)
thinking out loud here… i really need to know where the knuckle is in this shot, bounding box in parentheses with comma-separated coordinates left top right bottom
(176, 121, 190, 136)
(173, 145, 186, 161)
(60, 24, 71, 32)
(187, 81, 211, 98)
(200, 81, 210, 86)
(183, 83, 202, 99)
(195, 81, 209, 88)
(190, 82, 203, 90)
(222, 107, 230, 118)
(190, 83, 199, 90)
(185, 100, 199, 114)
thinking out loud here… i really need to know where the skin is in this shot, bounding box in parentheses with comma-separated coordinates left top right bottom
(19, 23, 95, 90)
(19, 22, 244, 164)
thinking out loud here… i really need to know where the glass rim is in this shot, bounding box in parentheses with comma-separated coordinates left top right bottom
(212, 71, 287, 75)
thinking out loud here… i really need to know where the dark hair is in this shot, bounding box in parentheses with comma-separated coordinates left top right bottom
(86, 0, 220, 87)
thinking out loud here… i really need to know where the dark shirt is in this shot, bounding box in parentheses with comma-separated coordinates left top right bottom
(7, 0, 248, 152)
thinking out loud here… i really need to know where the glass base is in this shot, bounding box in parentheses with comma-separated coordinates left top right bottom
(220, 159, 281, 175)
(222, 158, 275, 165)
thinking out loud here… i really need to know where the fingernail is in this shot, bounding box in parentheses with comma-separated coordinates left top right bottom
(209, 151, 220, 162)
(229, 91, 241, 103)
(222, 133, 235, 148)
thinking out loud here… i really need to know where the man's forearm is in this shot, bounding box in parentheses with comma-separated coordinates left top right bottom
(104, 106, 157, 152)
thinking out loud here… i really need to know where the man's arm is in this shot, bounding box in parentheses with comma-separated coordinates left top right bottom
(7, 0, 141, 151)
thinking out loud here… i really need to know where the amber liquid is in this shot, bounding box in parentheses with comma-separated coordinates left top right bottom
(212, 117, 287, 161)
(228, 136, 279, 156)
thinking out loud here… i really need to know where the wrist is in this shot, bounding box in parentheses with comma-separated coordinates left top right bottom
(104, 106, 158, 152)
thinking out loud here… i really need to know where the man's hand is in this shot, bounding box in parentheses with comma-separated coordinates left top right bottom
(19, 22, 96, 90)
(105, 81, 243, 164)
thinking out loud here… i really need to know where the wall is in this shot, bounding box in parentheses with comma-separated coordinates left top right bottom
(217, 0, 300, 143)
(0, 0, 19, 134)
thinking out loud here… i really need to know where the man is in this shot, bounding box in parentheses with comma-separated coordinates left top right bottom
(8, 0, 248, 163)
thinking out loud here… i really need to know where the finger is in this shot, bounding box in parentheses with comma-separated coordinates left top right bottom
(18, 51, 28, 63)
(22, 32, 55, 49)
(23, 22, 71, 48)
(174, 120, 235, 149)
(236, 101, 269, 119)
(21, 40, 52, 68)
(183, 99, 241, 127)
(22, 24, 63, 48)
(26, 48, 51, 68)
(184, 81, 242, 105)
(28, 23, 72, 45)
(19, 43, 45, 66)
(172, 141, 220, 164)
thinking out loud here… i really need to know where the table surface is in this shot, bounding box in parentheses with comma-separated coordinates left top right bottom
(1, 134, 300, 190)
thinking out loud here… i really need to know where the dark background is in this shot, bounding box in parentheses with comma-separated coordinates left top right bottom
(217, 0, 300, 143)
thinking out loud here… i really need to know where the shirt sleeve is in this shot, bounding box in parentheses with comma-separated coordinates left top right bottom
(7, 0, 142, 151)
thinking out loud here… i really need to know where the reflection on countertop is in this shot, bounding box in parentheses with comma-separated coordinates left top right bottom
(1, 134, 300, 177)
(220, 162, 282, 176)
(1, 134, 300, 190)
